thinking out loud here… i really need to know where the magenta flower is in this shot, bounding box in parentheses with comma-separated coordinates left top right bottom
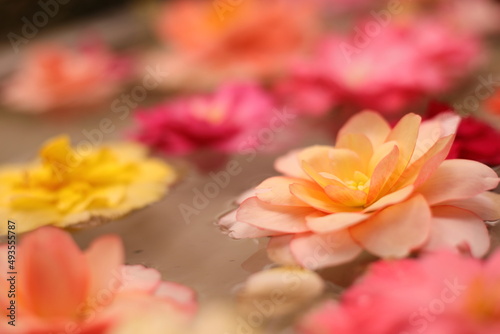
(299, 251, 500, 334)
(133, 83, 276, 155)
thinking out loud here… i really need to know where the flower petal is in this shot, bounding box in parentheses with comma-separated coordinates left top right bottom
(217, 209, 283, 239)
(423, 206, 490, 257)
(337, 110, 391, 147)
(417, 159, 499, 205)
(237, 197, 313, 233)
(336, 133, 373, 168)
(306, 212, 370, 233)
(18, 227, 89, 319)
(290, 182, 356, 213)
(367, 144, 400, 204)
(364, 185, 414, 213)
(85, 234, 124, 297)
(324, 184, 367, 207)
(441, 192, 500, 221)
(290, 231, 363, 269)
(350, 194, 431, 258)
(256, 177, 312, 207)
(275, 149, 308, 179)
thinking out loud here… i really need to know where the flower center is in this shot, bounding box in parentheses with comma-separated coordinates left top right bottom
(345, 171, 370, 192)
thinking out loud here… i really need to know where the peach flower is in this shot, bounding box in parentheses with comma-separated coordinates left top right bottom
(1, 39, 131, 113)
(299, 251, 500, 334)
(153, 0, 320, 89)
(0, 227, 196, 334)
(218, 111, 500, 269)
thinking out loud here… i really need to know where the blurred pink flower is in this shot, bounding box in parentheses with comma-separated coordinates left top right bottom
(299, 250, 500, 334)
(1, 39, 131, 113)
(218, 111, 500, 269)
(152, 0, 320, 89)
(132, 83, 276, 155)
(0, 227, 196, 334)
(276, 21, 481, 116)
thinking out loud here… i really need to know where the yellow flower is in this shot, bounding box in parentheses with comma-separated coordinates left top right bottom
(0, 136, 176, 234)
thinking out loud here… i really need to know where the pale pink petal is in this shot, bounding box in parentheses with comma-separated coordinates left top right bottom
(85, 234, 124, 296)
(217, 209, 283, 239)
(267, 235, 298, 266)
(328, 149, 365, 180)
(275, 149, 308, 178)
(423, 206, 490, 257)
(417, 159, 499, 205)
(306, 212, 370, 233)
(256, 177, 312, 207)
(298, 146, 335, 173)
(337, 110, 391, 147)
(237, 197, 313, 233)
(154, 281, 197, 315)
(350, 195, 432, 258)
(120, 265, 162, 294)
(441, 192, 500, 222)
(290, 231, 363, 270)
(364, 185, 414, 213)
(18, 227, 89, 319)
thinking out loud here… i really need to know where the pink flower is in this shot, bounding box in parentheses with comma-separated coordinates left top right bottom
(276, 21, 481, 116)
(153, 0, 320, 89)
(0, 227, 196, 334)
(1, 38, 131, 113)
(132, 83, 276, 155)
(218, 111, 500, 269)
(299, 250, 500, 334)
(426, 101, 500, 166)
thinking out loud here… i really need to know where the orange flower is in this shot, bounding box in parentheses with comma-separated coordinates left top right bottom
(219, 111, 500, 269)
(153, 0, 320, 88)
(0, 227, 196, 334)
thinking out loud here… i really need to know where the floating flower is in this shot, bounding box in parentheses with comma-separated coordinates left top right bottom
(298, 250, 500, 334)
(0, 136, 176, 235)
(132, 83, 276, 155)
(426, 101, 500, 166)
(218, 111, 500, 269)
(1, 38, 131, 113)
(0, 227, 196, 334)
(276, 22, 481, 116)
(152, 0, 320, 89)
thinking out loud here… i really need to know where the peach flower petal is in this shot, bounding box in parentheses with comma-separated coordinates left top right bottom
(424, 206, 490, 257)
(218, 210, 283, 239)
(120, 265, 162, 294)
(329, 149, 365, 180)
(324, 185, 367, 207)
(306, 212, 370, 233)
(364, 185, 414, 213)
(417, 159, 499, 205)
(290, 231, 363, 269)
(336, 133, 373, 169)
(85, 234, 124, 297)
(441, 192, 500, 221)
(367, 145, 400, 204)
(350, 195, 431, 258)
(19, 227, 89, 319)
(337, 110, 391, 147)
(237, 197, 313, 233)
(290, 183, 356, 213)
(274, 149, 309, 179)
(155, 281, 197, 314)
(256, 177, 312, 207)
